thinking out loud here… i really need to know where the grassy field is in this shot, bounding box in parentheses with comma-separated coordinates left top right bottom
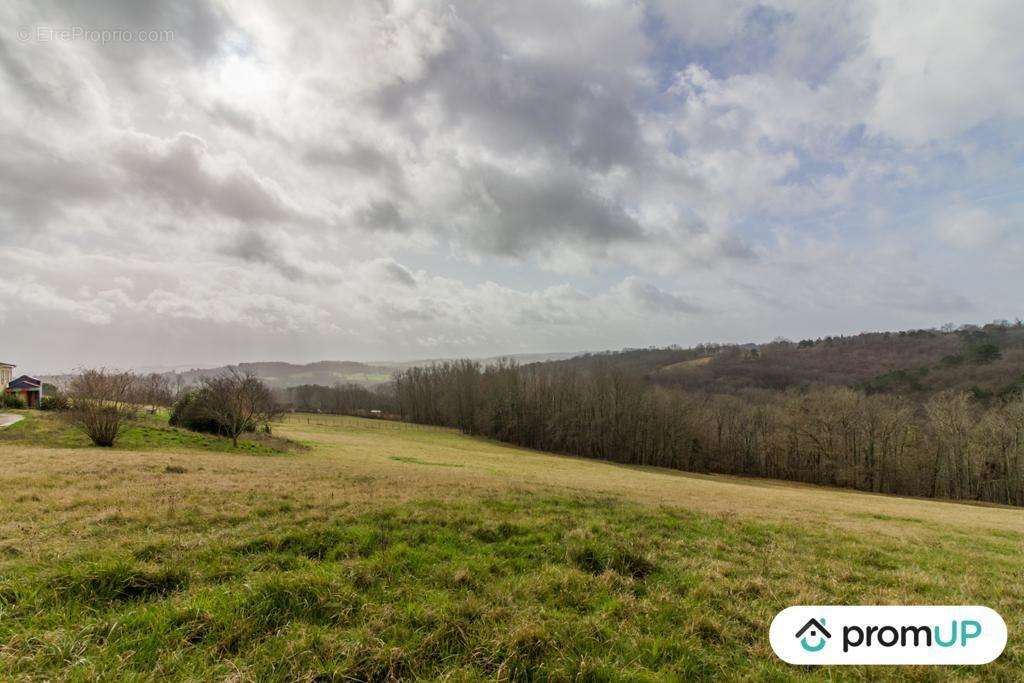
(0, 412, 1022, 680)
(0, 409, 299, 455)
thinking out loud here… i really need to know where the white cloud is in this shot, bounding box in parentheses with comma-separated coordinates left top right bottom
(864, 0, 1024, 144)
(934, 205, 1016, 249)
(0, 0, 1021, 370)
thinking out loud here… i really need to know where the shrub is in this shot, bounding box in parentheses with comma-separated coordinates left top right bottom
(39, 395, 70, 411)
(1, 394, 26, 409)
(64, 369, 138, 447)
(967, 342, 1002, 364)
(169, 391, 223, 435)
(170, 372, 280, 447)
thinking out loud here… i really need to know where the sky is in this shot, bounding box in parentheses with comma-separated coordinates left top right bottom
(2, 0, 1023, 372)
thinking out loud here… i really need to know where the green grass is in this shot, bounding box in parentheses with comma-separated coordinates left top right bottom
(2, 495, 1021, 680)
(1, 413, 1022, 679)
(0, 410, 294, 455)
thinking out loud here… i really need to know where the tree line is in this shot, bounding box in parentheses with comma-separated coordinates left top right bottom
(278, 383, 398, 416)
(393, 361, 1024, 506)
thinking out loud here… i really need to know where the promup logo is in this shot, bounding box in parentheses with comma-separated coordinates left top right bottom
(770, 606, 1006, 665)
(795, 618, 830, 652)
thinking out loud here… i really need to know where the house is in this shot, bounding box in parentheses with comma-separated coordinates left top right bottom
(6, 374, 44, 408)
(0, 362, 13, 388)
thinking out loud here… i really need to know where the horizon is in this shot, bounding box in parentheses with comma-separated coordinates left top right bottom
(23, 315, 1022, 376)
(3, 1, 1023, 372)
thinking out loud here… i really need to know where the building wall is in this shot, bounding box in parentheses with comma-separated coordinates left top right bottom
(0, 366, 12, 387)
(7, 388, 41, 408)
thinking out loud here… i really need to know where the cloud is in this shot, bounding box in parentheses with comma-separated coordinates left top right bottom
(651, 1, 757, 49)
(0, 0, 1021, 370)
(372, 1, 649, 170)
(373, 258, 418, 287)
(358, 199, 407, 232)
(220, 230, 306, 281)
(116, 132, 302, 223)
(448, 163, 647, 257)
(0, 137, 115, 227)
(863, 0, 1024, 144)
(934, 205, 1016, 249)
(618, 277, 703, 315)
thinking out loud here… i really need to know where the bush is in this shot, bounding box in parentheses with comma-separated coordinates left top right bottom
(1, 394, 26, 409)
(170, 373, 279, 447)
(40, 395, 70, 411)
(65, 369, 138, 447)
(169, 391, 225, 435)
(967, 342, 1002, 364)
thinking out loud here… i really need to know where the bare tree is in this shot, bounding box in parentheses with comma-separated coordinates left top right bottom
(65, 369, 138, 447)
(133, 373, 173, 414)
(926, 391, 976, 499)
(195, 370, 280, 447)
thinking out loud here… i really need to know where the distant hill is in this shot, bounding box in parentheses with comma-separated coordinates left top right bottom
(376, 351, 580, 370)
(125, 352, 583, 389)
(167, 361, 394, 389)
(534, 321, 1024, 400)
(40, 322, 1024, 399)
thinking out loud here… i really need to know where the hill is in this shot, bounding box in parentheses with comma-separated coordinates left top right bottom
(538, 321, 1024, 399)
(38, 353, 584, 390)
(0, 412, 1021, 678)
(169, 360, 394, 389)
(170, 354, 580, 389)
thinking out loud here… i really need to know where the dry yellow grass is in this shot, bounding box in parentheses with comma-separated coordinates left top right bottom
(656, 355, 715, 375)
(2, 413, 1022, 566)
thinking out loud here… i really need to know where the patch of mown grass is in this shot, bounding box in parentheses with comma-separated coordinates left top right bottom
(1, 494, 1021, 680)
(0, 410, 295, 455)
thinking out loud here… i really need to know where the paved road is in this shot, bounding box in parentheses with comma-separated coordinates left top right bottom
(0, 413, 24, 428)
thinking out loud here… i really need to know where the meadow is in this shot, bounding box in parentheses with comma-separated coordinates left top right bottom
(0, 411, 1022, 680)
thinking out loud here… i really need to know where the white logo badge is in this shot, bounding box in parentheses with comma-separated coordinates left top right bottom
(770, 606, 1006, 665)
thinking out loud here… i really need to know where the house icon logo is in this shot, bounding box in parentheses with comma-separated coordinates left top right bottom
(795, 617, 831, 652)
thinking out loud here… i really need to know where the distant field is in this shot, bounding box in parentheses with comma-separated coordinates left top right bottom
(1, 412, 1022, 679)
(655, 355, 714, 375)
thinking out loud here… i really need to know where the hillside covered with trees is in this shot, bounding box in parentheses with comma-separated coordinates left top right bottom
(272, 320, 1024, 506)
(543, 320, 1024, 399)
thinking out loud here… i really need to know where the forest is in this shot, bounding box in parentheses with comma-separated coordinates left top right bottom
(280, 321, 1024, 506)
(392, 359, 1024, 505)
